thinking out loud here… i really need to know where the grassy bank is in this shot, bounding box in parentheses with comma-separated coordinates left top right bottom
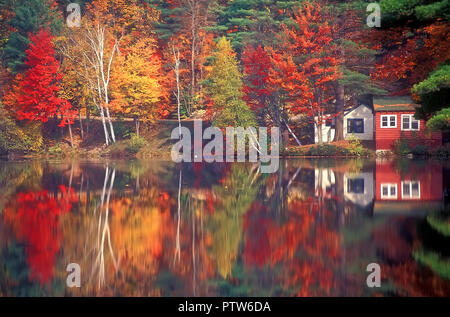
(4, 118, 449, 160)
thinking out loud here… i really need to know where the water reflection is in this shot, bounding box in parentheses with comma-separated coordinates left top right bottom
(0, 159, 449, 296)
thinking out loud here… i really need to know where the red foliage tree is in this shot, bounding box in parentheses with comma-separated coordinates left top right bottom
(8, 29, 75, 127)
(370, 22, 450, 94)
(242, 45, 272, 118)
(268, 2, 341, 132)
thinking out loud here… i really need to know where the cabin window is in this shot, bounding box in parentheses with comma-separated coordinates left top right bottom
(381, 184, 397, 199)
(381, 115, 396, 128)
(347, 178, 364, 194)
(402, 181, 420, 199)
(347, 119, 364, 133)
(401, 114, 420, 131)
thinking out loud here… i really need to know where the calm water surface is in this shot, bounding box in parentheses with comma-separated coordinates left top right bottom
(1, 158, 449, 296)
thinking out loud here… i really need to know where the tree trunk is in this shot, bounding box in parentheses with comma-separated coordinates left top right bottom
(282, 129, 289, 150)
(105, 107, 116, 143)
(134, 117, 140, 138)
(68, 123, 74, 148)
(283, 119, 302, 146)
(335, 82, 345, 141)
(173, 46, 182, 139)
(191, 25, 196, 115)
(99, 106, 110, 146)
(317, 120, 323, 145)
(78, 108, 84, 140)
(86, 106, 90, 136)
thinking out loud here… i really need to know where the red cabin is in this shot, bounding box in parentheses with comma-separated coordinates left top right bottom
(374, 97, 442, 152)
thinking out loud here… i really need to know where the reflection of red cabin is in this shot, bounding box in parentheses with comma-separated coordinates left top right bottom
(374, 97, 442, 151)
(375, 160, 442, 202)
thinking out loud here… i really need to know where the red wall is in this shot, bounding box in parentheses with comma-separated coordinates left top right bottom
(375, 111, 442, 151)
(375, 160, 442, 201)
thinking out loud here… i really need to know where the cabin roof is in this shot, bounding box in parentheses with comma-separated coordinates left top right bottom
(345, 103, 371, 115)
(373, 96, 419, 112)
(315, 104, 371, 119)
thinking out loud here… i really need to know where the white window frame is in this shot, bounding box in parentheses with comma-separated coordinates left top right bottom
(401, 181, 421, 199)
(401, 114, 420, 131)
(380, 115, 397, 128)
(381, 183, 397, 199)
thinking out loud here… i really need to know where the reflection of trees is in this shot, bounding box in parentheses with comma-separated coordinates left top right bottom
(270, 200, 340, 296)
(409, 210, 450, 292)
(208, 164, 263, 279)
(4, 158, 450, 296)
(2, 185, 76, 285)
(60, 163, 174, 296)
(89, 166, 118, 289)
(0, 161, 43, 213)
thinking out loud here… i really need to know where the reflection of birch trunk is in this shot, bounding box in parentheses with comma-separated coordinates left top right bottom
(287, 167, 301, 190)
(173, 169, 182, 264)
(91, 166, 119, 289)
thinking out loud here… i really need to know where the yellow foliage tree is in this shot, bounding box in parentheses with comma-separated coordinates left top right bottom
(111, 39, 165, 136)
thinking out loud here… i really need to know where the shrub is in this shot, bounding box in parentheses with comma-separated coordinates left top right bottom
(114, 120, 133, 139)
(347, 135, 364, 156)
(411, 144, 429, 156)
(307, 144, 338, 156)
(393, 138, 411, 155)
(47, 145, 64, 156)
(0, 104, 43, 154)
(125, 133, 147, 154)
(431, 146, 450, 158)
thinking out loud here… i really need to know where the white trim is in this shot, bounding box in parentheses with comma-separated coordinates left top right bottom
(381, 183, 398, 199)
(380, 115, 397, 128)
(401, 181, 421, 199)
(401, 114, 420, 131)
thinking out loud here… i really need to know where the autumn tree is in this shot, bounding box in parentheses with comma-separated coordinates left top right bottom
(268, 2, 341, 145)
(370, 0, 450, 97)
(4, 29, 75, 145)
(327, 1, 385, 140)
(242, 45, 272, 124)
(60, 0, 161, 145)
(149, 0, 215, 116)
(110, 38, 165, 137)
(206, 37, 256, 128)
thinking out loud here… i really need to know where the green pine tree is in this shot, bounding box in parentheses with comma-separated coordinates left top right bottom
(3, 0, 62, 74)
(207, 0, 299, 53)
(146, 0, 186, 41)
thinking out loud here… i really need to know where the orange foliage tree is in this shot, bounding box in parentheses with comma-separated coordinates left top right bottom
(268, 2, 342, 144)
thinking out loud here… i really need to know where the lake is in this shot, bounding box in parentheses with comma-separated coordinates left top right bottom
(0, 158, 449, 296)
